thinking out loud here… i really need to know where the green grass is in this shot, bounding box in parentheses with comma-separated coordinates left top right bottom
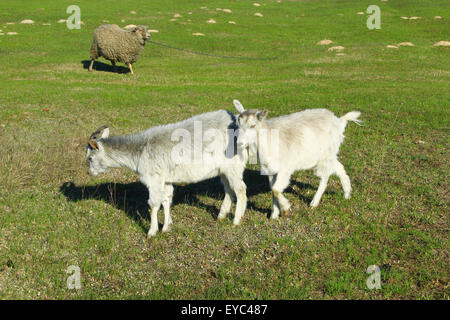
(0, 0, 448, 299)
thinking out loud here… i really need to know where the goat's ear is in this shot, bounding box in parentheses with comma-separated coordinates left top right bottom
(90, 125, 109, 140)
(233, 99, 245, 114)
(100, 126, 109, 139)
(257, 110, 268, 121)
(88, 139, 99, 150)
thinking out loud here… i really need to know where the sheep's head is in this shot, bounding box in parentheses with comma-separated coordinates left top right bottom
(233, 99, 268, 149)
(86, 125, 110, 176)
(132, 25, 151, 42)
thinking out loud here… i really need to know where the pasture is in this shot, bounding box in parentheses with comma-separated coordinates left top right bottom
(0, 0, 448, 299)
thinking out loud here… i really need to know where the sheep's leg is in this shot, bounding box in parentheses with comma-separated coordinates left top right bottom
(270, 171, 291, 219)
(161, 184, 174, 233)
(333, 160, 352, 199)
(88, 59, 95, 72)
(127, 63, 134, 75)
(218, 175, 234, 220)
(225, 171, 247, 225)
(310, 167, 331, 207)
(111, 61, 118, 73)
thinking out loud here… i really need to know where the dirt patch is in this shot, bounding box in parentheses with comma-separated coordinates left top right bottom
(433, 41, 450, 47)
(397, 42, 414, 47)
(317, 39, 333, 45)
(328, 46, 344, 51)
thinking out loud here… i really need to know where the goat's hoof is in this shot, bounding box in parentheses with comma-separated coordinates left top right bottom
(161, 226, 171, 233)
(217, 213, 227, 221)
(270, 214, 280, 220)
(147, 230, 158, 238)
(344, 193, 351, 199)
(310, 200, 319, 208)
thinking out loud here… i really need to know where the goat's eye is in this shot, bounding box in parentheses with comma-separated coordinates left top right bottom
(88, 156, 93, 162)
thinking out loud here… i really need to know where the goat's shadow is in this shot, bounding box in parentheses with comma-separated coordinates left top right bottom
(59, 169, 318, 233)
(81, 60, 130, 74)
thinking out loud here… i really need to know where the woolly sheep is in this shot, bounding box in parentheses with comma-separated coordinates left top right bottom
(89, 24, 151, 75)
(233, 100, 362, 219)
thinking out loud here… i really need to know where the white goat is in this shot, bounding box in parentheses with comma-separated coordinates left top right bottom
(233, 100, 362, 219)
(86, 110, 248, 238)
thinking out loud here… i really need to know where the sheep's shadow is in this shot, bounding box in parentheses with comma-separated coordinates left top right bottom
(59, 169, 318, 233)
(81, 60, 130, 74)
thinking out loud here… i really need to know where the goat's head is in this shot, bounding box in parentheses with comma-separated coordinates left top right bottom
(233, 99, 268, 149)
(86, 125, 110, 176)
(132, 25, 151, 42)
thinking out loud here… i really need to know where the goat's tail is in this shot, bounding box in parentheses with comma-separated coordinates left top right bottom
(340, 111, 363, 131)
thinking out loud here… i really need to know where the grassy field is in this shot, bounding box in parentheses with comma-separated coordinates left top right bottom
(0, 0, 448, 299)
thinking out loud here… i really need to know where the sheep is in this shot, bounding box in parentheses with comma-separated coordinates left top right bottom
(89, 24, 151, 75)
(86, 110, 248, 238)
(233, 99, 362, 219)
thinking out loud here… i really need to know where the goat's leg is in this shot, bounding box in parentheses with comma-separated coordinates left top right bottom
(270, 171, 291, 219)
(147, 205, 161, 238)
(144, 179, 165, 238)
(127, 63, 134, 75)
(88, 59, 95, 72)
(268, 175, 281, 219)
(218, 175, 234, 220)
(161, 184, 174, 233)
(310, 170, 330, 207)
(333, 160, 352, 199)
(161, 203, 171, 232)
(224, 171, 247, 225)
